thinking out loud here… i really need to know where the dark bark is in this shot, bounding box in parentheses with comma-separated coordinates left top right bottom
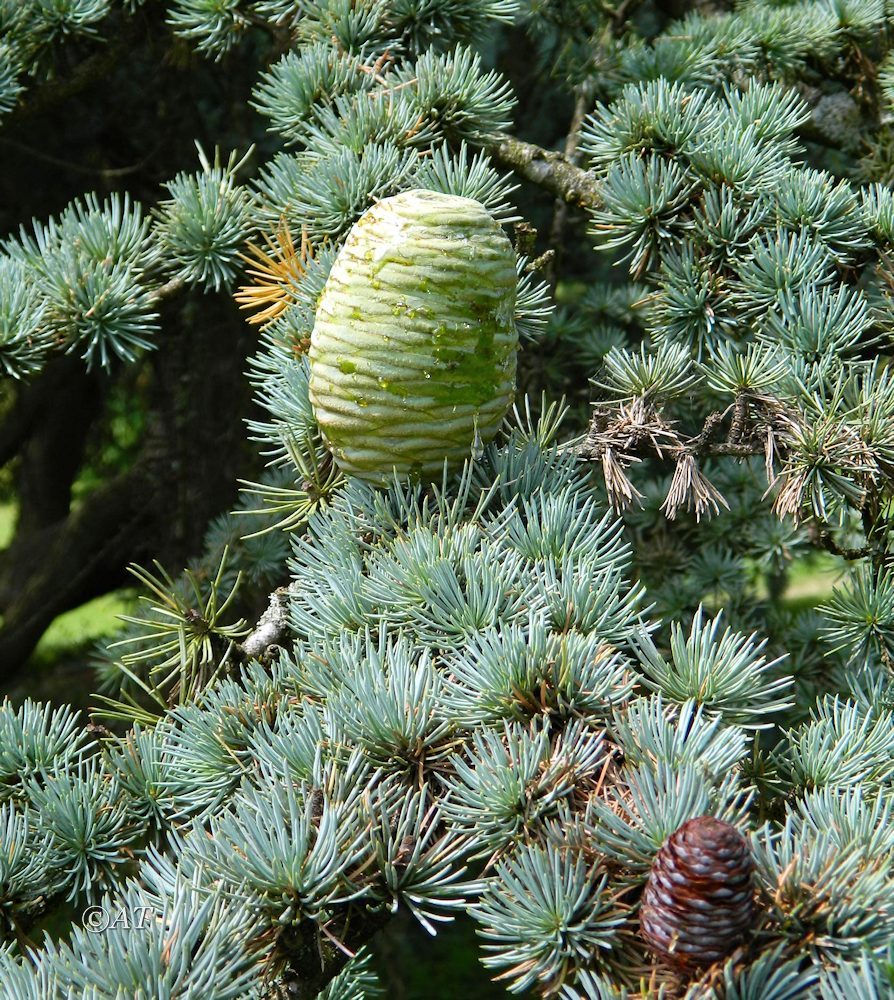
(0, 357, 106, 607)
(145, 293, 257, 567)
(0, 0, 271, 679)
(0, 291, 256, 683)
(0, 460, 157, 677)
(14, 356, 104, 534)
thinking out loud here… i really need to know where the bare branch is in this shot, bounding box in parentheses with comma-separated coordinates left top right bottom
(807, 524, 872, 561)
(544, 85, 594, 288)
(148, 276, 187, 306)
(489, 134, 601, 209)
(238, 586, 292, 662)
(577, 405, 769, 464)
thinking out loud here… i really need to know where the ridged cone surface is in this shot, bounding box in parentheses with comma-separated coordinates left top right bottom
(309, 189, 518, 483)
(640, 815, 753, 970)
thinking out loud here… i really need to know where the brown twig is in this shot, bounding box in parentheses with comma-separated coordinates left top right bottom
(489, 134, 601, 210)
(148, 276, 187, 306)
(686, 410, 727, 452)
(0, 137, 153, 179)
(543, 85, 594, 288)
(577, 406, 767, 463)
(729, 394, 749, 444)
(807, 524, 871, 561)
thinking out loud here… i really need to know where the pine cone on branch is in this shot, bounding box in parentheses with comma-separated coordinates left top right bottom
(640, 816, 753, 971)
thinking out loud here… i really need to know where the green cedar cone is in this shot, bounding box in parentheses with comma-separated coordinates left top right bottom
(640, 815, 754, 970)
(308, 189, 518, 484)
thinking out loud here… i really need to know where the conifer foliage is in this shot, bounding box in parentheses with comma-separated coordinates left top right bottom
(3, 0, 894, 997)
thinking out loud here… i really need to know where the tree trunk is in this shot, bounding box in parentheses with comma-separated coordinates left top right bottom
(0, 462, 156, 677)
(0, 293, 257, 684)
(0, 357, 105, 608)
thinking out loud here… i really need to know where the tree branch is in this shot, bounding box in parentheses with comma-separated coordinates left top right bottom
(6, 14, 143, 127)
(149, 276, 187, 306)
(807, 524, 871, 561)
(544, 86, 594, 288)
(689, 441, 766, 457)
(0, 460, 158, 681)
(489, 134, 600, 209)
(0, 136, 152, 179)
(238, 586, 292, 662)
(577, 405, 768, 464)
(683, 410, 727, 453)
(598, 0, 640, 26)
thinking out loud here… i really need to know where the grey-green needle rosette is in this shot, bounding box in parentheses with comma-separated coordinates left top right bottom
(308, 189, 518, 483)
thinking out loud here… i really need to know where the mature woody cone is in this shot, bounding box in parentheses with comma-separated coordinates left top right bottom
(640, 815, 753, 971)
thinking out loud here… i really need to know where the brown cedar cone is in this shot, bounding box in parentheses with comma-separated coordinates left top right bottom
(640, 815, 753, 971)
